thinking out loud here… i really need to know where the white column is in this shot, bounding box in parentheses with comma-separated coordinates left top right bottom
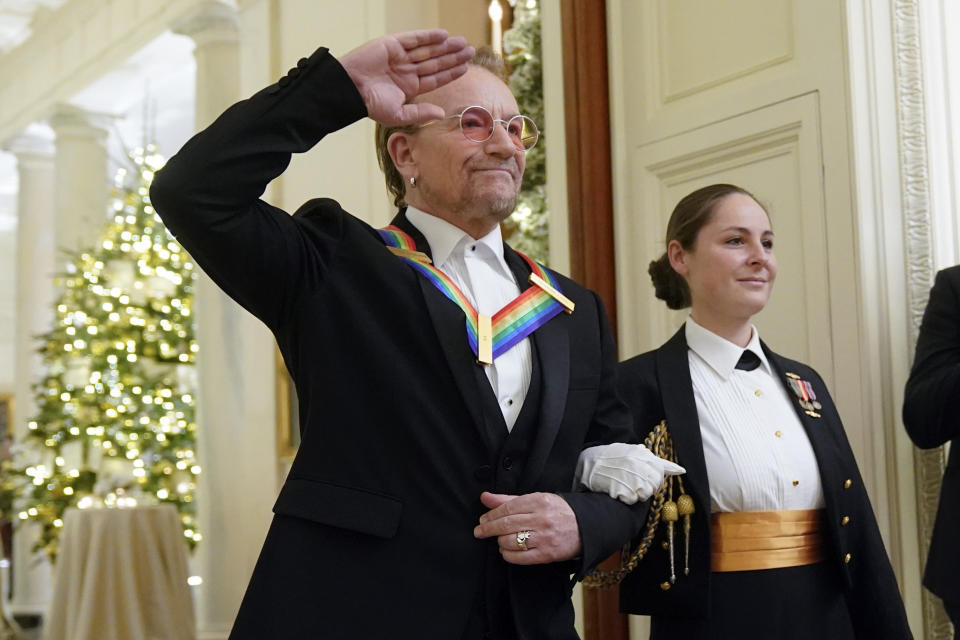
(5, 130, 55, 617)
(174, 2, 242, 131)
(47, 105, 110, 254)
(174, 4, 279, 638)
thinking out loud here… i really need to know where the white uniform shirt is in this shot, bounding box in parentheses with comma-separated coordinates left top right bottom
(685, 318, 824, 512)
(407, 207, 532, 430)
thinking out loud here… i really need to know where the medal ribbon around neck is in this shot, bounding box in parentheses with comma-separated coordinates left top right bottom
(378, 225, 574, 365)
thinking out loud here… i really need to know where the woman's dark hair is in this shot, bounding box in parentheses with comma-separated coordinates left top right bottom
(648, 183, 760, 309)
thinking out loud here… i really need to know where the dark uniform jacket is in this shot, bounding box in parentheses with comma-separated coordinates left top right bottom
(903, 265, 960, 606)
(616, 329, 911, 639)
(149, 46, 647, 639)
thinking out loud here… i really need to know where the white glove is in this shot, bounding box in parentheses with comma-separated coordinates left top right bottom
(575, 443, 686, 505)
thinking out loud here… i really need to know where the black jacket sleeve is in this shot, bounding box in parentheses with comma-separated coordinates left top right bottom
(805, 367, 913, 639)
(149, 47, 367, 331)
(560, 293, 650, 578)
(903, 266, 960, 449)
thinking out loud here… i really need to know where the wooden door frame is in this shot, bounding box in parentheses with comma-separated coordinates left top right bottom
(562, 0, 618, 335)
(560, 1, 628, 639)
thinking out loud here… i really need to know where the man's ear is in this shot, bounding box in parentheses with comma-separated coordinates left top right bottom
(387, 131, 416, 180)
(667, 239, 689, 276)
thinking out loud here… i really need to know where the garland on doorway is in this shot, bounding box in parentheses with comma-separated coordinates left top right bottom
(503, 0, 549, 264)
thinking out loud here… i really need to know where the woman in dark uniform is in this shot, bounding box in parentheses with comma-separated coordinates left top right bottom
(612, 184, 911, 639)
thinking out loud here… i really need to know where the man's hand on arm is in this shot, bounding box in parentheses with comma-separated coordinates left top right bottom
(473, 492, 582, 565)
(339, 29, 475, 126)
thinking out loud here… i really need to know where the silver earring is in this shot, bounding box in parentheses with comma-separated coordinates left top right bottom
(409, 176, 416, 187)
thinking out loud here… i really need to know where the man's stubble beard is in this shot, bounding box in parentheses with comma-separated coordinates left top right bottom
(419, 178, 519, 227)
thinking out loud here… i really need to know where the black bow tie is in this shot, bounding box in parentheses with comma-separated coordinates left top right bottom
(735, 350, 762, 371)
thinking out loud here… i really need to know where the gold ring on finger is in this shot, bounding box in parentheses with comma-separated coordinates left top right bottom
(516, 530, 533, 551)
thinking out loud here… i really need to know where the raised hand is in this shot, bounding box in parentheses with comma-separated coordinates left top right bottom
(340, 29, 475, 127)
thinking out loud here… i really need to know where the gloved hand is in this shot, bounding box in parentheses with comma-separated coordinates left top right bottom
(575, 443, 686, 505)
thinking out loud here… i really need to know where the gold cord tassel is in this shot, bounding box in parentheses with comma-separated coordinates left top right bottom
(582, 420, 692, 589)
(677, 491, 694, 576)
(663, 482, 678, 584)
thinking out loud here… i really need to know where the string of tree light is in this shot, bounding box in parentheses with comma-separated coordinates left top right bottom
(5, 145, 200, 561)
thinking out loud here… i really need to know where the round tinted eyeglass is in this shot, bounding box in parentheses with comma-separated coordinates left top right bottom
(420, 105, 540, 151)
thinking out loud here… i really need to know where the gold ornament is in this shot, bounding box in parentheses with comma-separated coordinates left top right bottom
(662, 501, 679, 521)
(583, 420, 695, 589)
(677, 492, 694, 576)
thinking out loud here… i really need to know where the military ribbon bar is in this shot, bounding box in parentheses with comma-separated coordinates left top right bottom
(785, 373, 822, 417)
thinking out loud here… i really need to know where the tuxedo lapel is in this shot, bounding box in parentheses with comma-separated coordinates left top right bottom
(762, 346, 842, 489)
(521, 317, 567, 488)
(656, 328, 711, 516)
(389, 209, 433, 260)
(388, 211, 489, 449)
(501, 247, 570, 489)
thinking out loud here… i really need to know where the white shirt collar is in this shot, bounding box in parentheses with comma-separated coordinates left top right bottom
(405, 206, 505, 269)
(685, 316, 770, 379)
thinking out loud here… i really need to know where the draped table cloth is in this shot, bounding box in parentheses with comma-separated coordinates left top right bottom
(45, 505, 195, 640)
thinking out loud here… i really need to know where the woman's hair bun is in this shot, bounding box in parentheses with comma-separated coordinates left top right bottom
(648, 253, 691, 310)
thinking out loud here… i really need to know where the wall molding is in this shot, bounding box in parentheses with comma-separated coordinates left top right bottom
(891, 0, 950, 637)
(0, 0, 217, 143)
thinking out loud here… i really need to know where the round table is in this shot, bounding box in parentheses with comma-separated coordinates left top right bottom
(45, 505, 195, 640)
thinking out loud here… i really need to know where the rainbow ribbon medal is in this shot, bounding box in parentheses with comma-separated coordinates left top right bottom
(378, 225, 574, 365)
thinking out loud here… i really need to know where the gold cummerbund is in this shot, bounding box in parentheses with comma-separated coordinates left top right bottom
(711, 509, 826, 572)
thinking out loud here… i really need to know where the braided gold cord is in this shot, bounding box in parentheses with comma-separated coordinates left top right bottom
(582, 420, 677, 589)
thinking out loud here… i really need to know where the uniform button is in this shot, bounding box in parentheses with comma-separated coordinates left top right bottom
(660, 581, 671, 591)
(792, 479, 799, 486)
(506, 398, 514, 406)
(470, 244, 477, 252)
(278, 76, 290, 87)
(843, 479, 852, 489)
(755, 389, 762, 397)
(844, 553, 852, 564)
(267, 84, 281, 95)
(502, 457, 513, 470)
(288, 67, 301, 77)
(297, 57, 309, 68)
(841, 516, 850, 526)
(473, 465, 492, 481)
(774, 430, 783, 438)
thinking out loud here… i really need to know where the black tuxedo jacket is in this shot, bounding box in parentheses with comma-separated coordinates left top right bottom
(616, 329, 911, 639)
(904, 265, 960, 605)
(149, 47, 646, 639)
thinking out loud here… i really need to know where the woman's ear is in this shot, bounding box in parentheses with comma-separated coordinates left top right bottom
(667, 239, 689, 276)
(387, 131, 416, 180)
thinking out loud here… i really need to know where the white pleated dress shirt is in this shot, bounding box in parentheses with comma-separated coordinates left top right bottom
(406, 207, 532, 430)
(684, 318, 824, 513)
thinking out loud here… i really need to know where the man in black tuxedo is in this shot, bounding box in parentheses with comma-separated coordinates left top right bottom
(904, 265, 960, 628)
(150, 30, 650, 639)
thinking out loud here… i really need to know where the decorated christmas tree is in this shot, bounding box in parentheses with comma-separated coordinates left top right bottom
(503, 0, 548, 263)
(8, 145, 200, 561)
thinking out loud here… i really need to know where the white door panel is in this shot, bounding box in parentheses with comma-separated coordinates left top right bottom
(618, 93, 832, 384)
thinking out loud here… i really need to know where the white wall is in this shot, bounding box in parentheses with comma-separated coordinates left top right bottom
(0, 151, 15, 394)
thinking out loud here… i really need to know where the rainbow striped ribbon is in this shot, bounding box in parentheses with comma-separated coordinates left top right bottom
(378, 225, 574, 364)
